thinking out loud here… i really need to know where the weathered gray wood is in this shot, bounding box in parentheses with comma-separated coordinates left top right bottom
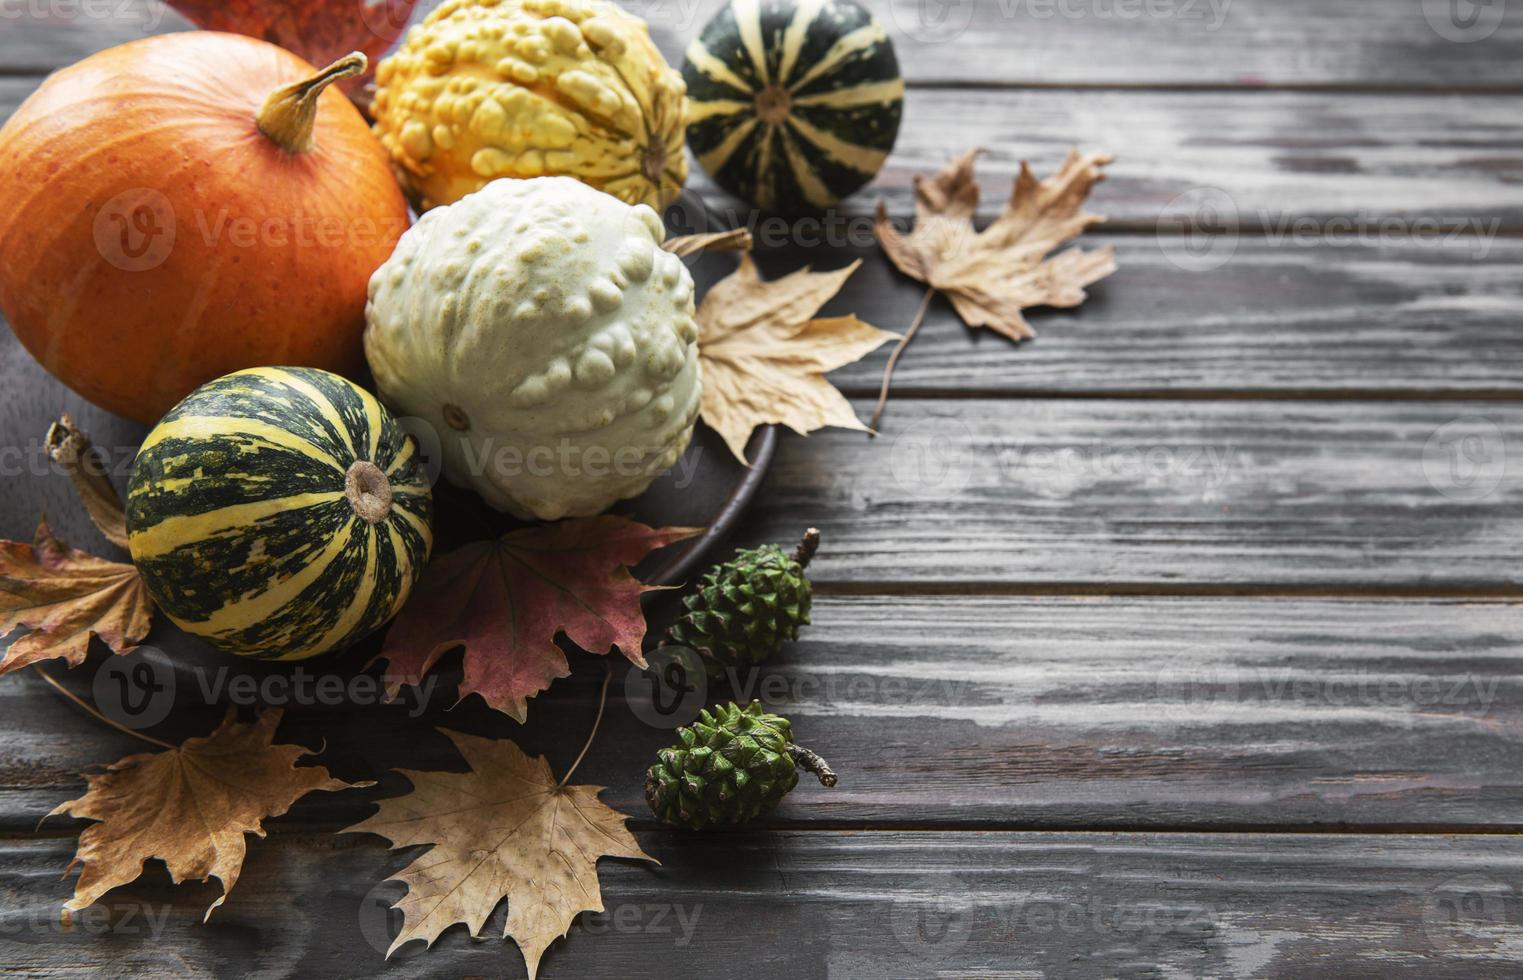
(3, 9, 1521, 977)
(6, 355, 1521, 591)
(3, 237, 1520, 556)
(4, 831, 1523, 977)
(745, 237, 1523, 397)
(735, 398, 1523, 589)
(5, 596, 1523, 830)
(3, 0, 1521, 87)
(1, 80, 1521, 229)
(687, 86, 1523, 227)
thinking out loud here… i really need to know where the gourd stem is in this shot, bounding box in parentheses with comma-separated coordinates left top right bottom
(641, 140, 668, 187)
(792, 527, 821, 569)
(44, 415, 129, 551)
(787, 743, 837, 787)
(344, 460, 393, 523)
(256, 52, 367, 154)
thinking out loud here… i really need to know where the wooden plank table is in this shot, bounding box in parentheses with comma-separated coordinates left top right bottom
(3, 1, 1522, 976)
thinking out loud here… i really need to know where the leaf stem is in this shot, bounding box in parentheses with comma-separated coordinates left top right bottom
(868, 285, 937, 434)
(36, 668, 176, 751)
(558, 661, 612, 788)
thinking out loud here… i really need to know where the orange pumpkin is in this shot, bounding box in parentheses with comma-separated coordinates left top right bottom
(0, 32, 410, 424)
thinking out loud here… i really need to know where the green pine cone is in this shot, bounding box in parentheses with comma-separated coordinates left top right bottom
(645, 700, 837, 830)
(667, 529, 819, 681)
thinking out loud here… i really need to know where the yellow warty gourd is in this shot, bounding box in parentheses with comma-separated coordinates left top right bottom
(372, 0, 688, 210)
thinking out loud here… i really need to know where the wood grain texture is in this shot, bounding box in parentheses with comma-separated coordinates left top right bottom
(738, 398, 1523, 589)
(3, 8, 1522, 977)
(3, 0, 1521, 87)
(741, 237, 1523, 396)
(6, 344, 1521, 592)
(5, 596, 1522, 830)
(8, 384, 1521, 592)
(686, 86, 1523, 226)
(3, 831, 1523, 977)
(1, 82, 1520, 228)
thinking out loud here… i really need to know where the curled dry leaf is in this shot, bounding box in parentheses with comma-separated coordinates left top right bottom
(344, 730, 654, 978)
(373, 516, 700, 721)
(662, 227, 753, 257)
(0, 519, 153, 677)
(698, 254, 897, 461)
(872, 148, 1117, 424)
(49, 709, 363, 919)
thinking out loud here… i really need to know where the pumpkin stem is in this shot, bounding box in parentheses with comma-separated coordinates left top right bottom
(256, 52, 367, 154)
(344, 460, 393, 524)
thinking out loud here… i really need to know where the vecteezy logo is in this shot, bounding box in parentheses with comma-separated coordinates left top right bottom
(1154, 656, 1238, 722)
(92, 644, 175, 730)
(357, 880, 412, 957)
(886, 0, 977, 43)
(394, 415, 445, 488)
(1423, 0, 1506, 42)
(662, 187, 725, 275)
(1423, 416, 1507, 502)
(1422, 874, 1514, 952)
(92, 188, 175, 272)
(888, 416, 975, 500)
(360, 0, 417, 44)
(1156, 187, 1239, 272)
(889, 875, 973, 961)
(625, 645, 708, 729)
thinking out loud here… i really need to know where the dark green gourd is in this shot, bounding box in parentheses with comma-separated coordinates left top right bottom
(126, 367, 433, 661)
(683, 0, 904, 212)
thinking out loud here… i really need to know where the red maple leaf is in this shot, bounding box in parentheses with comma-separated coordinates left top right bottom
(373, 517, 700, 721)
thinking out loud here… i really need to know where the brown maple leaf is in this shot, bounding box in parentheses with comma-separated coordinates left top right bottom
(49, 709, 362, 919)
(344, 730, 654, 977)
(373, 516, 700, 721)
(871, 147, 1117, 424)
(0, 519, 153, 677)
(698, 254, 897, 462)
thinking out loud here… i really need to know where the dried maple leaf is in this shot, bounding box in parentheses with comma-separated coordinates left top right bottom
(373, 516, 700, 721)
(872, 148, 1117, 423)
(345, 730, 654, 977)
(0, 519, 153, 677)
(662, 227, 752, 258)
(49, 709, 361, 919)
(698, 254, 897, 461)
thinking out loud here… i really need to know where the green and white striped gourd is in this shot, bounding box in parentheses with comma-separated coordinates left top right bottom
(683, 0, 903, 212)
(126, 367, 434, 661)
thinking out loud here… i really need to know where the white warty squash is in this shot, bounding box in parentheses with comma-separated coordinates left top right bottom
(364, 176, 701, 520)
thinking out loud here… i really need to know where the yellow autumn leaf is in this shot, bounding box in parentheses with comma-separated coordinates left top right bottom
(876, 147, 1117, 341)
(0, 519, 153, 677)
(344, 730, 654, 978)
(870, 147, 1117, 425)
(49, 709, 361, 919)
(697, 254, 897, 461)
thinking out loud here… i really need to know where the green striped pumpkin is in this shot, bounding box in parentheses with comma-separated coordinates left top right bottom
(126, 367, 434, 661)
(683, 0, 903, 212)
